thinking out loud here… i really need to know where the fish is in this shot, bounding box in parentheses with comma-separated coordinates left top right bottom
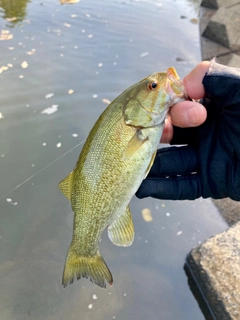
(59, 67, 188, 288)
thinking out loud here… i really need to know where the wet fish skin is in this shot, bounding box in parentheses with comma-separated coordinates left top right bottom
(59, 67, 187, 288)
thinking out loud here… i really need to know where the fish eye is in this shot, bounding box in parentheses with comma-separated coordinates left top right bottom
(148, 82, 158, 90)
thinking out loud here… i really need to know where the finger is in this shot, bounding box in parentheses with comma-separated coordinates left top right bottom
(148, 146, 199, 177)
(160, 119, 173, 143)
(168, 100, 207, 129)
(183, 61, 210, 99)
(136, 174, 202, 200)
(161, 101, 207, 143)
(161, 100, 207, 143)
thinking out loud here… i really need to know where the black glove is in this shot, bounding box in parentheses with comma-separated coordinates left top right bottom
(136, 61, 240, 201)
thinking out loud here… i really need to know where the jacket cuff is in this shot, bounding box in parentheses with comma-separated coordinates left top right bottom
(202, 59, 240, 108)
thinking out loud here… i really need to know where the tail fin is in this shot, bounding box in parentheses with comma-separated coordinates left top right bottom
(62, 246, 113, 289)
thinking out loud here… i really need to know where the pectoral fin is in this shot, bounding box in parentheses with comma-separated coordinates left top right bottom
(58, 171, 73, 201)
(122, 129, 148, 161)
(108, 205, 134, 247)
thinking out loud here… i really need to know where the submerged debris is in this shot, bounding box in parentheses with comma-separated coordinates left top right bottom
(6, 17, 17, 22)
(60, 0, 80, 4)
(140, 51, 149, 58)
(190, 18, 198, 24)
(21, 61, 28, 69)
(45, 93, 54, 99)
(142, 208, 153, 222)
(0, 30, 13, 41)
(0, 66, 9, 74)
(41, 105, 58, 115)
(26, 49, 36, 55)
(102, 98, 111, 105)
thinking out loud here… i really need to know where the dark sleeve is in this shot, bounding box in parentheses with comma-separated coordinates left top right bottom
(172, 60, 240, 200)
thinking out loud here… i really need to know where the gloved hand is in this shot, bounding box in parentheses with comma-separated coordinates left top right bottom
(136, 60, 240, 201)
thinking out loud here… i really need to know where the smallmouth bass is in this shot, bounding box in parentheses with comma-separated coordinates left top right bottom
(59, 67, 187, 288)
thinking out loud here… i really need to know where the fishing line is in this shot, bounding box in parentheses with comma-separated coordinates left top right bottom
(0, 140, 85, 201)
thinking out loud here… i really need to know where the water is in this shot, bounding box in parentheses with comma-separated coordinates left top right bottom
(0, 0, 228, 319)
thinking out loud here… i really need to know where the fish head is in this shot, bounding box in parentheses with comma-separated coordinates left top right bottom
(123, 67, 188, 128)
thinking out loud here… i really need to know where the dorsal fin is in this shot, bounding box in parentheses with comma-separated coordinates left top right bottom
(58, 171, 73, 201)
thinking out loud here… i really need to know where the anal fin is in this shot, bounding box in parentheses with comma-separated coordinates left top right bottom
(58, 171, 73, 201)
(108, 205, 134, 247)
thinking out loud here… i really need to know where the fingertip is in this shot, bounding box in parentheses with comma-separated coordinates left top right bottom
(161, 119, 174, 143)
(169, 100, 207, 128)
(184, 101, 207, 126)
(183, 61, 210, 99)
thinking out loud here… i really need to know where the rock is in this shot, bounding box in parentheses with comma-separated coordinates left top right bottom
(202, 5, 240, 50)
(195, 1, 240, 318)
(201, 0, 240, 9)
(186, 222, 240, 320)
(217, 53, 240, 68)
(201, 0, 218, 9)
(213, 198, 240, 226)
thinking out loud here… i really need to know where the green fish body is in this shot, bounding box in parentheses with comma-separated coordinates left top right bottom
(59, 67, 187, 288)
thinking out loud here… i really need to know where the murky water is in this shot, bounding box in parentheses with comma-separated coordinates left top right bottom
(0, 0, 227, 319)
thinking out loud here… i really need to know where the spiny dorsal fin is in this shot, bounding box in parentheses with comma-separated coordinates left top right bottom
(108, 205, 134, 247)
(58, 171, 73, 201)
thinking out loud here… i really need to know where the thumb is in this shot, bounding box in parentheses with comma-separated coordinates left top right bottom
(183, 61, 210, 99)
